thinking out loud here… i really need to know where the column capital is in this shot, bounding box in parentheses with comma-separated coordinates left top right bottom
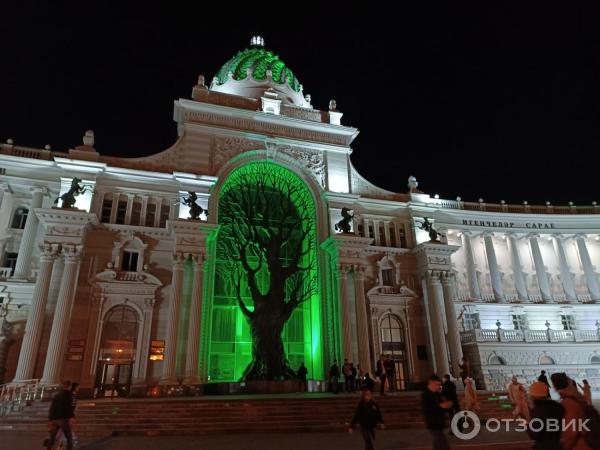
(61, 244, 83, 261)
(172, 252, 186, 268)
(191, 252, 205, 267)
(39, 243, 60, 260)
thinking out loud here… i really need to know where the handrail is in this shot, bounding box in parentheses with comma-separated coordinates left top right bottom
(0, 379, 54, 417)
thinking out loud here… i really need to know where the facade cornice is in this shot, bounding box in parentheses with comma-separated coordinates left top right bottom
(175, 98, 359, 148)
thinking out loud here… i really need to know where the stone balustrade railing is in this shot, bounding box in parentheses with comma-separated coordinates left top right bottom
(0, 267, 13, 279)
(461, 328, 600, 344)
(427, 197, 600, 215)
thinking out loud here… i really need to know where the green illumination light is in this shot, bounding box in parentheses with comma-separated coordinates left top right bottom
(215, 47, 301, 92)
(206, 161, 327, 382)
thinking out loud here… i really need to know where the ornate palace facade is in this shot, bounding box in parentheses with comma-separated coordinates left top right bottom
(0, 38, 599, 395)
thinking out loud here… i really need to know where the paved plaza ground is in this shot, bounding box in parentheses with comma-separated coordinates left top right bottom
(2, 428, 531, 450)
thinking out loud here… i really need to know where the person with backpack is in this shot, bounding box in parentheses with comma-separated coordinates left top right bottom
(551, 372, 599, 450)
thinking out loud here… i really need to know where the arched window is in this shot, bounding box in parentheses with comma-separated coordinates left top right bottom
(591, 355, 600, 364)
(11, 207, 28, 229)
(380, 314, 405, 351)
(380, 314, 408, 390)
(99, 305, 139, 362)
(489, 355, 506, 365)
(539, 355, 555, 365)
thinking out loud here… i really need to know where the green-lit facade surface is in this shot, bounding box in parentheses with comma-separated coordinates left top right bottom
(205, 161, 327, 382)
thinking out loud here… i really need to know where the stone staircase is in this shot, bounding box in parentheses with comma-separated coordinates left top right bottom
(0, 392, 514, 437)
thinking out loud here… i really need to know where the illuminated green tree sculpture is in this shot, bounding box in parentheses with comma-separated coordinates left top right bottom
(218, 162, 317, 380)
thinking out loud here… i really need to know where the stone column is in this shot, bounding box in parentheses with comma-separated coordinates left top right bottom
(160, 253, 185, 385)
(140, 195, 149, 227)
(338, 266, 352, 360)
(109, 193, 120, 224)
(529, 236, 552, 301)
(441, 273, 463, 376)
(427, 272, 450, 375)
(553, 236, 577, 301)
(483, 233, 504, 301)
(13, 244, 57, 381)
(353, 267, 372, 373)
(575, 235, 600, 300)
(507, 233, 529, 301)
(461, 232, 481, 300)
(12, 187, 45, 280)
(183, 254, 205, 385)
(40, 245, 82, 385)
(124, 194, 134, 225)
(154, 198, 163, 228)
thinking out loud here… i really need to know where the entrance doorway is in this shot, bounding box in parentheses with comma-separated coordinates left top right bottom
(95, 305, 139, 398)
(98, 363, 133, 397)
(380, 313, 409, 390)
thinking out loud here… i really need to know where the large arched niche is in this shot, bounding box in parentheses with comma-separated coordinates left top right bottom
(201, 153, 338, 383)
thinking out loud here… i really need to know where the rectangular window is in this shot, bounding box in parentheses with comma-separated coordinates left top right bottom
(145, 203, 156, 227)
(398, 224, 407, 248)
(381, 268, 394, 286)
(357, 222, 364, 237)
(121, 251, 139, 272)
(464, 312, 480, 331)
(368, 223, 374, 240)
(131, 201, 141, 226)
(115, 200, 127, 224)
(389, 224, 397, 247)
(378, 223, 386, 247)
(512, 314, 529, 330)
(3, 252, 17, 275)
(159, 204, 170, 228)
(101, 198, 112, 223)
(561, 314, 576, 330)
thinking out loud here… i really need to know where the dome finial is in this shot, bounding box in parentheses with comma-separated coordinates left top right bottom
(250, 36, 265, 47)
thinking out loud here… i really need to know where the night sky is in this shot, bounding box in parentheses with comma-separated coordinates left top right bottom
(2, 4, 599, 204)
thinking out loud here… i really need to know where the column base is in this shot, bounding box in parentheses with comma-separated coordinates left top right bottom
(182, 375, 202, 386)
(158, 376, 179, 386)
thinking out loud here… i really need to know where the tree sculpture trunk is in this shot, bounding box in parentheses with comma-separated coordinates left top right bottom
(218, 163, 316, 381)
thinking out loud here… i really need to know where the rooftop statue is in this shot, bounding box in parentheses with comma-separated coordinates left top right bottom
(55, 177, 88, 209)
(419, 217, 444, 242)
(180, 191, 205, 220)
(334, 207, 354, 234)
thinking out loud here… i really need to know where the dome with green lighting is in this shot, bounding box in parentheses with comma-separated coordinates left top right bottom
(210, 36, 311, 108)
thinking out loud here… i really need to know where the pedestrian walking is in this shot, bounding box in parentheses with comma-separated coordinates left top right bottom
(44, 380, 75, 450)
(351, 363, 358, 391)
(578, 379, 592, 406)
(297, 362, 308, 392)
(459, 356, 471, 383)
(329, 360, 340, 394)
(463, 376, 479, 411)
(538, 370, 550, 388)
(384, 356, 395, 392)
(343, 359, 353, 392)
(551, 372, 598, 450)
(348, 389, 385, 450)
(376, 355, 387, 396)
(442, 374, 460, 421)
(508, 376, 530, 420)
(527, 381, 564, 450)
(422, 375, 453, 450)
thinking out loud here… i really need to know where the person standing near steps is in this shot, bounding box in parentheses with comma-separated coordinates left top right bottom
(348, 388, 385, 450)
(376, 354, 387, 396)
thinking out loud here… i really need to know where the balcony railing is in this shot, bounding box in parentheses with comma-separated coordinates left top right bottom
(461, 328, 600, 344)
(0, 267, 13, 279)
